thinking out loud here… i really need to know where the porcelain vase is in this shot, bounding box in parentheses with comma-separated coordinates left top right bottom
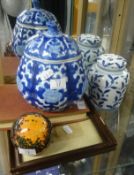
(77, 34, 105, 75)
(16, 22, 86, 112)
(12, 0, 61, 58)
(88, 54, 130, 110)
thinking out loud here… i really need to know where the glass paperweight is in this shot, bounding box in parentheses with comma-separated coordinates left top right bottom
(11, 112, 52, 155)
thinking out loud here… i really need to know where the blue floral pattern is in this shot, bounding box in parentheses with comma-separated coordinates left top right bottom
(77, 34, 105, 75)
(77, 34, 104, 96)
(88, 54, 130, 110)
(17, 57, 85, 111)
(25, 34, 80, 61)
(17, 9, 59, 26)
(77, 34, 102, 47)
(16, 30, 85, 111)
(97, 54, 127, 71)
(12, 7, 61, 58)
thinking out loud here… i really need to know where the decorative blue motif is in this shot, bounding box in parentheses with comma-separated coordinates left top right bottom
(25, 34, 80, 60)
(88, 54, 130, 110)
(77, 34, 104, 95)
(77, 34, 105, 75)
(12, 1, 61, 58)
(43, 90, 63, 103)
(97, 54, 127, 71)
(78, 34, 101, 47)
(16, 30, 85, 111)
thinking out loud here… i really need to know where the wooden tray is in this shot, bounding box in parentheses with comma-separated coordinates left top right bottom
(8, 108, 117, 175)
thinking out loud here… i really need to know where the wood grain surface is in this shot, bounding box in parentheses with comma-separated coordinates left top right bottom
(0, 84, 89, 123)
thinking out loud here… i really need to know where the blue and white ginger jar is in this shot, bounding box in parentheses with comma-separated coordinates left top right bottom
(12, 0, 61, 58)
(88, 54, 130, 110)
(16, 25, 86, 112)
(77, 34, 105, 75)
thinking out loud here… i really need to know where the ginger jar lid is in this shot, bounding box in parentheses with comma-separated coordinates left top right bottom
(97, 54, 127, 71)
(77, 34, 101, 48)
(24, 21, 81, 63)
(16, 0, 61, 31)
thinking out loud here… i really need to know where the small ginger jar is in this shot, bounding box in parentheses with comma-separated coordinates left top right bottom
(77, 34, 105, 75)
(12, 0, 61, 58)
(16, 22, 86, 112)
(88, 54, 130, 110)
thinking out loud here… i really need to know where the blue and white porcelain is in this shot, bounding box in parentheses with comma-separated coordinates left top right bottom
(12, 0, 61, 58)
(77, 34, 105, 75)
(88, 54, 130, 110)
(16, 23, 86, 112)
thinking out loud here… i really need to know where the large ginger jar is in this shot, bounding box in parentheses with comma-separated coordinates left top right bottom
(88, 54, 130, 110)
(77, 34, 105, 75)
(16, 24, 86, 112)
(12, 0, 61, 58)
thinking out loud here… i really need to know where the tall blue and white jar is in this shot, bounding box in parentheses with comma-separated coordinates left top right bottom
(16, 23, 86, 112)
(77, 34, 105, 75)
(88, 54, 130, 110)
(12, 0, 61, 59)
